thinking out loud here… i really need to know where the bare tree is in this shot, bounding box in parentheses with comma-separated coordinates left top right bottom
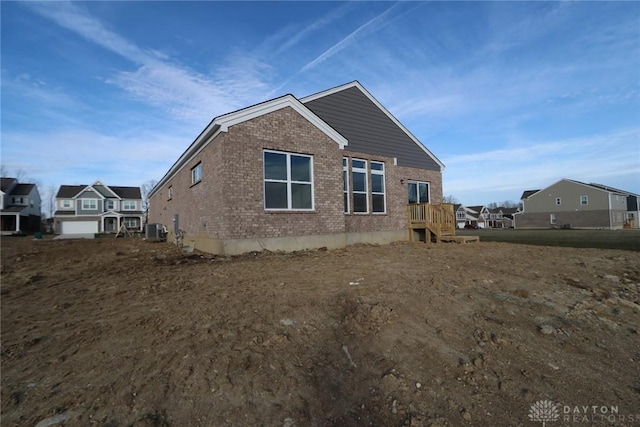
(442, 194, 459, 204)
(140, 179, 158, 226)
(41, 184, 58, 219)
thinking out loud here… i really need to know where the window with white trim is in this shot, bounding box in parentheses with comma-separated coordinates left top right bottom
(167, 186, 173, 200)
(124, 218, 139, 228)
(342, 158, 349, 213)
(580, 195, 588, 205)
(371, 161, 385, 213)
(351, 159, 368, 213)
(263, 150, 313, 210)
(62, 200, 73, 209)
(105, 200, 115, 210)
(191, 162, 202, 185)
(556, 197, 561, 205)
(82, 199, 98, 210)
(408, 181, 430, 204)
(550, 213, 557, 225)
(122, 200, 136, 210)
(456, 210, 466, 220)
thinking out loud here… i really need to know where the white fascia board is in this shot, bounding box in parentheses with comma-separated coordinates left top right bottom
(95, 183, 120, 198)
(216, 95, 347, 149)
(301, 81, 445, 171)
(72, 185, 105, 200)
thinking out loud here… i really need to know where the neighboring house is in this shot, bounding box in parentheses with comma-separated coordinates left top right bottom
(456, 205, 491, 229)
(455, 204, 479, 229)
(514, 178, 634, 229)
(455, 204, 516, 229)
(54, 181, 144, 235)
(148, 81, 446, 255)
(0, 177, 42, 234)
(500, 207, 518, 228)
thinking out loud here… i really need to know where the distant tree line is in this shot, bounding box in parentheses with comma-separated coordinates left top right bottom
(442, 194, 520, 209)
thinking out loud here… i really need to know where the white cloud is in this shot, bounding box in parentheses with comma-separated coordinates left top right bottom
(443, 129, 640, 203)
(26, 1, 274, 123)
(300, 3, 403, 73)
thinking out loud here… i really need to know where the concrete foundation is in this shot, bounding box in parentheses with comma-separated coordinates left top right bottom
(168, 230, 408, 256)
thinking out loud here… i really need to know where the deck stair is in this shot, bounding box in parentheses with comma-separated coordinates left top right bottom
(408, 203, 478, 243)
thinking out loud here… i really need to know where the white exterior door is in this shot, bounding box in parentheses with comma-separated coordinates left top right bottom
(62, 221, 98, 234)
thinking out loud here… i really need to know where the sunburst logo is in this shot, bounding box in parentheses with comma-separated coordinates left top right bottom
(529, 400, 560, 426)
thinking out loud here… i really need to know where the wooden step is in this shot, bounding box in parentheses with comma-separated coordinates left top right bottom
(439, 235, 480, 243)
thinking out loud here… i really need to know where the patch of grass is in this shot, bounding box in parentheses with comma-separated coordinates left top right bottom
(457, 228, 640, 252)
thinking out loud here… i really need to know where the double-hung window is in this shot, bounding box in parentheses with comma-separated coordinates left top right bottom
(82, 199, 98, 210)
(62, 200, 72, 209)
(580, 195, 588, 205)
(371, 161, 385, 213)
(123, 200, 136, 210)
(124, 218, 138, 228)
(351, 159, 368, 213)
(264, 150, 313, 210)
(105, 200, 115, 210)
(408, 181, 430, 204)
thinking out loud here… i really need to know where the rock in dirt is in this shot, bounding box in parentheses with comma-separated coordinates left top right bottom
(538, 324, 555, 335)
(279, 319, 297, 327)
(35, 412, 68, 427)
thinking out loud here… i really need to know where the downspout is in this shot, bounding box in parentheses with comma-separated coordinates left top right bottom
(608, 193, 612, 229)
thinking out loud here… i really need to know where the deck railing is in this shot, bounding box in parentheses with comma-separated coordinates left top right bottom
(407, 203, 456, 240)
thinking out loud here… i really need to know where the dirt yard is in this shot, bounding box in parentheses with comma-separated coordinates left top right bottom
(1, 237, 639, 426)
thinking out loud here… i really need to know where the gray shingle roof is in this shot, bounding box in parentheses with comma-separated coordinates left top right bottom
(56, 184, 141, 199)
(1, 178, 17, 192)
(11, 184, 35, 196)
(521, 190, 540, 199)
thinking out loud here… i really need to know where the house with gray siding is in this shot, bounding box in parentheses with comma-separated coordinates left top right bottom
(148, 81, 445, 255)
(54, 181, 144, 235)
(514, 179, 634, 229)
(0, 177, 41, 234)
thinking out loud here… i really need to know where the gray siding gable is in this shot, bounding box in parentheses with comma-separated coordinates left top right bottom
(302, 83, 443, 171)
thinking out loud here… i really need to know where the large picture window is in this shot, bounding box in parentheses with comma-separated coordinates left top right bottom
(408, 181, 430, 204)
(351, 159, 368, 213)
(264, 150, 313, 210)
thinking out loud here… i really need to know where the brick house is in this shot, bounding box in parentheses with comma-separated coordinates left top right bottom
(148, 81, 445, 255)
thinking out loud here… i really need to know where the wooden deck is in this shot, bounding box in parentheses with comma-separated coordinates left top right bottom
(408, 203, 478, 243)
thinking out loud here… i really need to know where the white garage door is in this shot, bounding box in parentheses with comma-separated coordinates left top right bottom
(62, 221, 98, 234)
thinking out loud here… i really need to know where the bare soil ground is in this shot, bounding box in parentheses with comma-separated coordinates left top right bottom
(1, 237, 639, 427)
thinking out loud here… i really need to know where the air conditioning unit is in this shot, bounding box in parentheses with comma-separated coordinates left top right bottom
(145, 223, 166, 241)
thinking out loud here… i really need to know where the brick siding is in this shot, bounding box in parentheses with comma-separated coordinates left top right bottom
(149, 106, 444, 247)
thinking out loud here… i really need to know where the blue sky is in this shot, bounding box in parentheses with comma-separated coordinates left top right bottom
(2, 1, 639, 206)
